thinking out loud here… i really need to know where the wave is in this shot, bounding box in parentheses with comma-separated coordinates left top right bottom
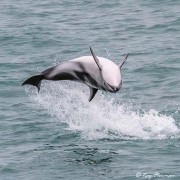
(25, 81, 179, 141)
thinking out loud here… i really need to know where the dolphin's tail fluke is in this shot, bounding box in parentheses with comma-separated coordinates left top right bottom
(22, 75, 43, 92)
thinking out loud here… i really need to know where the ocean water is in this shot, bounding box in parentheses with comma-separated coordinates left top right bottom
(0, 0, 180, 179)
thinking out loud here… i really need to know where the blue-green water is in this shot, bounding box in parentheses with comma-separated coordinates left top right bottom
(0, 0, 180, 179)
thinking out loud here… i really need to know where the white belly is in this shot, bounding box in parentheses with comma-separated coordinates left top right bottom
(71, 56, 121, 87)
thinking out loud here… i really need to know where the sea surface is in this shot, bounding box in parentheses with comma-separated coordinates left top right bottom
(0, 0, 180, 179)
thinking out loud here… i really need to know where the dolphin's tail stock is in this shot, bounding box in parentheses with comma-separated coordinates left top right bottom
(22, 75, 43, 92)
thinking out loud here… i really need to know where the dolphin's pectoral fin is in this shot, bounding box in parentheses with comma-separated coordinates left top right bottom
(119, 53, 129, 69)
(89, 47, 102, 70)
(88, 87, 98, 102)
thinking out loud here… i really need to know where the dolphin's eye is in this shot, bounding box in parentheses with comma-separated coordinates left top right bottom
(104, 81, 108, 86)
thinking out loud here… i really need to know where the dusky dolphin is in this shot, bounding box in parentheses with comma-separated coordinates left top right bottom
(22, 47, 128, 102)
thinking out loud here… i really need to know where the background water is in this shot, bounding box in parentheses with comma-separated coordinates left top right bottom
(0, 0, 180, 179)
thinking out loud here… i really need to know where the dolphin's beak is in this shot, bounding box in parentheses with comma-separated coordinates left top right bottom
(105, 82, 120, 93)
(106, 80, 122, 93)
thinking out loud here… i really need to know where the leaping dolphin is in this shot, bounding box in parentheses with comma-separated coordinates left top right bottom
(22, 47, 128, 102)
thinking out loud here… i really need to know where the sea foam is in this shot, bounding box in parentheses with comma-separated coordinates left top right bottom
(26, 81, 179, 140)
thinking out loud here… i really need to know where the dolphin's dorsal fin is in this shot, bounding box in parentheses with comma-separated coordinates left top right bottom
(88, 87, 98, 102)
(89, 47, 102, 70)
(119, 53, 129, 69)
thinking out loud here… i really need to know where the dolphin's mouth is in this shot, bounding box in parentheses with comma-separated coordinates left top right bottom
(105, 82, 122, 93)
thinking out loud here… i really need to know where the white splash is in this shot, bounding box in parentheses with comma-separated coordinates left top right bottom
(25, 81, 179, 140)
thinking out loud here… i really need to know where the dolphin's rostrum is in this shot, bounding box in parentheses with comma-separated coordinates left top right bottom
(22, 47, 128, 102)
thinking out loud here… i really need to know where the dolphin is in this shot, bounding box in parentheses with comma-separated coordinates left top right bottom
(22, 47, 128, 102)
